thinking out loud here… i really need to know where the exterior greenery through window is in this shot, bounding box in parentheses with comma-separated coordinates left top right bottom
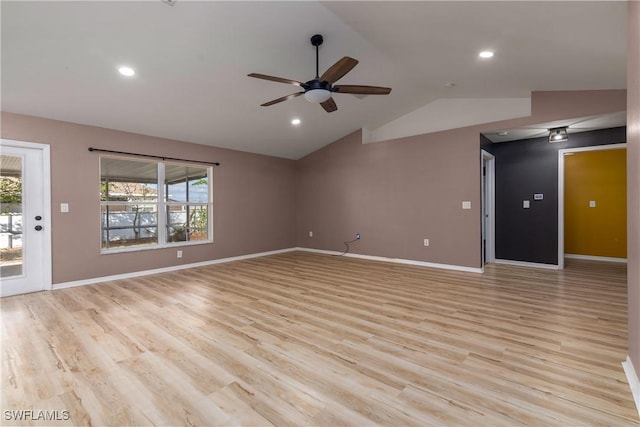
(100, 156, 212, 251)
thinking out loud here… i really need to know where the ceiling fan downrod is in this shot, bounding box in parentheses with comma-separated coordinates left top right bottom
(311, 34, 323, 79)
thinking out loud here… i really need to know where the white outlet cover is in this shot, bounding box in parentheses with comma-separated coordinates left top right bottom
(423, 239, 429, 247)
(462, 201, 471, 210)
(589, 200, 596, 207)
(60, 203, 69, 213)
(523, 200, 530, 209)
(534, 193, 544, 200)
(309, 231, 313, 237)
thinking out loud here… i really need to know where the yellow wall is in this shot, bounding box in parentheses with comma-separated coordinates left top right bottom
(564, 148, 626, 258)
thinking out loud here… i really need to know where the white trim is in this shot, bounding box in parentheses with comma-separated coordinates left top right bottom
(565, 254, 627, 263)
(296, 247, 484, 273)
(622, 356, 640, 418)
(0, 138, 52, 292)
(493, 258, 560, 270)
(558, 143, 627, 271)
(53, 248, 297, 290)
(43, 144, 53, 291)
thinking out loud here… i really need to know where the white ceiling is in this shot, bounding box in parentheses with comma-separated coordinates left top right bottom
(1, 1, 627, 159)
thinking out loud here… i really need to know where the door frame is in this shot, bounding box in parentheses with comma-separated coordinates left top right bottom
(557, 142, 627, 270)
(481, 150, 496, 265)
(0, 138, 52, 293)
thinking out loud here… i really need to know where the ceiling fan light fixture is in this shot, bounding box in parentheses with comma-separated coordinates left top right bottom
(304, 88, 332, 104)
(548, 126, 569, 143)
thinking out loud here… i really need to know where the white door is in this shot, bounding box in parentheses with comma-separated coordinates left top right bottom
(0, 140, 51, 297)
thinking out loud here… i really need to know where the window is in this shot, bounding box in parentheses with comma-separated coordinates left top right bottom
(100, 156, 212, 252)
(164, 163, 210, 243)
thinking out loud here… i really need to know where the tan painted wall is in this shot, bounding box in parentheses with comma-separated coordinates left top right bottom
(626, 0, 640, 393)
(565, 149, 627, 258)
(296, 90, 626, 269)
(1, 112, 297, 284)
(297, 127, 482, 266)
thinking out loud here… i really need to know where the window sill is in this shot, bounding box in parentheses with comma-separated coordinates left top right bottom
(101, 239, 213, 255)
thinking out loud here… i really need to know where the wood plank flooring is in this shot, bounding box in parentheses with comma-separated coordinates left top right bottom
(1, 252, 638, 426)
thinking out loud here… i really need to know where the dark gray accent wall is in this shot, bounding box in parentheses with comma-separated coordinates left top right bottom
(490, 127, 626, 264)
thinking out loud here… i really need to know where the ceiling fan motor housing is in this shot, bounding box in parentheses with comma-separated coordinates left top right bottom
(304, 79, 331, 91)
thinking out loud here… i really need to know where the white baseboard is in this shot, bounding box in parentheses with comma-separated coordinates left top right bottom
(493, 258, 560, 270)
(53, 248, 297, 290)
(296, 247, 483, 274)
(622, 356, 640, 418)
(565, 254, 627, 263)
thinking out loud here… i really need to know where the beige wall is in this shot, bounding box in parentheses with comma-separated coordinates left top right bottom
(627, 0, 640, 390)
(296, 127, 482, 266)
(296, 90, 626, 269)
(1, 112, 297, 284)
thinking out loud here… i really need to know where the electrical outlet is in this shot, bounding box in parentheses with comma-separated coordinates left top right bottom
(355, 233, 361, 240)
(423, 239, 429, 247)
(309, 231, 313, 237)
(177, 250, 183, 258)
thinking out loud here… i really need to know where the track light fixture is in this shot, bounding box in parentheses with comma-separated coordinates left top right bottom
(548, 126, 569, 143)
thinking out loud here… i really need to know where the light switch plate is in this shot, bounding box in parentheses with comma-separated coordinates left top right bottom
(589, 200, 596, 208)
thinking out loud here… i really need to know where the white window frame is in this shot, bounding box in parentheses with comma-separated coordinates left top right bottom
(100, 156, 213, 254)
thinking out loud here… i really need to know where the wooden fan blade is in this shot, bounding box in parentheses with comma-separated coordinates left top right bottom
(320, 57, 358, 84)
(320, 97, 337, 113)
(248, 73, 303, 87)
(261, 92, 303, 107)
(334, 85, 392, 95)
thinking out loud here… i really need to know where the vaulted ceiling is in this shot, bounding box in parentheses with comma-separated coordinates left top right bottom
(1, 1, 627, 159)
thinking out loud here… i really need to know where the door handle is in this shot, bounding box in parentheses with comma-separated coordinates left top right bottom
(35, 225, 43, 231)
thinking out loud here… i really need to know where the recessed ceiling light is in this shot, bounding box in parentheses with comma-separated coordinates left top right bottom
(479, 51, 494, 59)
(118, 66, 135, 77)
(291, 118, 301, 125)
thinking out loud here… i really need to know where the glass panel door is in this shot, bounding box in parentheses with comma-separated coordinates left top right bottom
(0, 154, 23, 278)
(0, 140, 50, 297)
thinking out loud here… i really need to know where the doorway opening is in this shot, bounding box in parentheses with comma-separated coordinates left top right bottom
(481, 150, 495, 266)
(557, 143, 627, 269)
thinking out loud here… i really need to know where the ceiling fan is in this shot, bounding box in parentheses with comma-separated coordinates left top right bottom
(248, 34, 391, 113)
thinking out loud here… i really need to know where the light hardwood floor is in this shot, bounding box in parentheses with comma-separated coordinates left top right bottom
(1, 252, 638, 426)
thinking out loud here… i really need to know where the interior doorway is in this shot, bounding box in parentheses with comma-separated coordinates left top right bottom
(481, 150, 495, 265)
(557, 143, 627, 269)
